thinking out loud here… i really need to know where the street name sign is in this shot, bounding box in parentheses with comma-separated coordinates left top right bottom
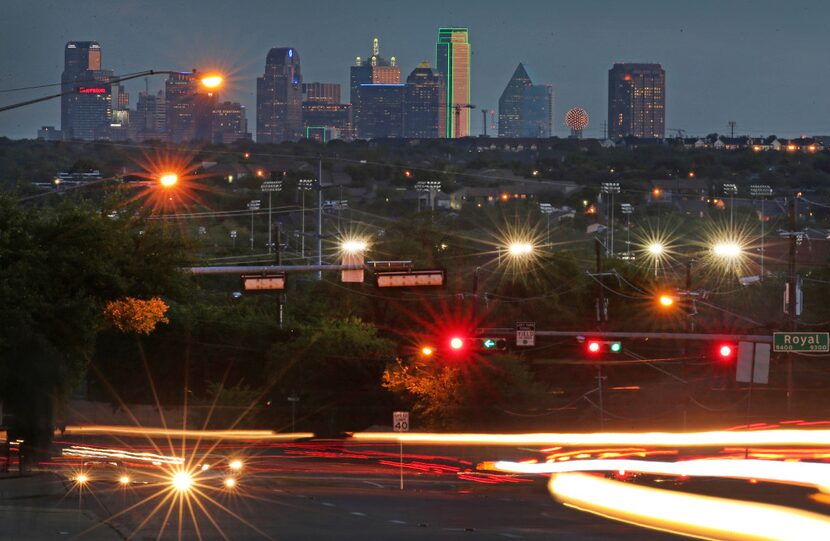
(773, 332, 829, 352)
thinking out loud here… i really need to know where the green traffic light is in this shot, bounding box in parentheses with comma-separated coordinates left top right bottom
(609, 342, 622, 353)
(482, 339, 496, 349)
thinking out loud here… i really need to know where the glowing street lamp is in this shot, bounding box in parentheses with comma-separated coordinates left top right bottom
(159, 173, 178, 188)
(420, 346, 434, 357)
(199, 75, 223, 89)
(648, 242, 665, 257)
(508, 242, 534, 257)
(223, 477, 237, 489)
(712, 241, 742, 259)
(75, 473, 89, 485)
(228, 459, 243, 472)
(658, 295, 674, 308)
(119, 475, 131, 486)
(340, 239, 368, 254)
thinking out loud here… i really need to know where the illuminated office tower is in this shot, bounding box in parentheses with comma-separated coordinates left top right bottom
(607, 63, 665, 139)
(61, 41, 113, 140)
(257, 47, 303, 143)
(521, 84, 554, 138)
(350, 38, 400, 138)
(498, 63, 532, 138)
(403, 61, 445, 138)
(435, 27, 471, 138)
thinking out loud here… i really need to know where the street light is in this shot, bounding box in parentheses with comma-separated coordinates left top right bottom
(159, 173, 178, 188)
(712, 241, 742, 259)
(658, 295, 674, 308)
(0, 69, 224, 114)
(508, 242, 534, 257)
(341, 239, 368, 254)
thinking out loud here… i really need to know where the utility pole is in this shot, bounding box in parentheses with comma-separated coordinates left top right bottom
(595, 238, 606, 326)
(728, 120, 736, 139)
(277, 222, 284, 328)
(786, 197, 799, 412)
(316, 157, 323, 280)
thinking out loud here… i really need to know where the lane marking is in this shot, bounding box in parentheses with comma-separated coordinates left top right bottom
(362, 480, 384, 488)
(321, 502, 335, 507)
(388, 519, 407, 525)
(350, 511, 367, 517)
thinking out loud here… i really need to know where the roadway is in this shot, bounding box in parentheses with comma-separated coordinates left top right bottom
(12, 437, 688, 540)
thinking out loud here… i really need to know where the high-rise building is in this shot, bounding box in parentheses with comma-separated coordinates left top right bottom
(211, 102, 250, 144)
(303, 83, 340, 105)
(521, 84, 554, 138)
(301, 82, 352, 141)
(134, 91, 166, 140)
(61, 41, 114, 140)
(257, 47, 303, 143)
(354, 84, 404, 139)
(403, 61, 445, 138)
(435, 27, 471, 138)
(350, 38, 400, 139)
(164, 72, 217, 143)
(498, 63, 533, 138)
(607, 63, 665, 139)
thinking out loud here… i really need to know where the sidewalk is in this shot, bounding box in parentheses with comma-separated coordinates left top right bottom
(0, 473, 123, 540)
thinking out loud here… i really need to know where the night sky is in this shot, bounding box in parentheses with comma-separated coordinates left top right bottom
(2, 0, 829, 140)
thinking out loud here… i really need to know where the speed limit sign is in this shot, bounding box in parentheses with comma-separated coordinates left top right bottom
(393, 411, 410, 432)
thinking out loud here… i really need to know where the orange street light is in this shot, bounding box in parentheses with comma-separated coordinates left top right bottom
(159, 173, 178, 187)
(658, 295, 674, 308)
(200, 75, 223, 89)
(421, 346, 434, 357)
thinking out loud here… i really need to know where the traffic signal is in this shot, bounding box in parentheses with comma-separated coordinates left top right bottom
(584, 339, 622, 355)
(449, 337, 465, 351)
(476, 338, 507, 352)
(716, 343, 736, 361)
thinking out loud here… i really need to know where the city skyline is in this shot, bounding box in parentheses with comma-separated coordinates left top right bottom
(2, 1, 830, 140)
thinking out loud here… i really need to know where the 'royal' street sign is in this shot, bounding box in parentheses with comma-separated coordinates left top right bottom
(773, 332, 829, 353)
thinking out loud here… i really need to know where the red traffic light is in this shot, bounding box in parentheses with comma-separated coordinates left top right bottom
(449, 337, 464, 350)
(587, 340, 601, 353)
(717, 343, 735, 360)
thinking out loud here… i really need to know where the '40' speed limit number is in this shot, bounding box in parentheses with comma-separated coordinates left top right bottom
(393, 411, 409, 432)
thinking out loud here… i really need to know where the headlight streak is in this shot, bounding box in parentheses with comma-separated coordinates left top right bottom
(492, 458, 830, 492)
(62, 425, 313, 440)
(63, 445, 184, 465)
(548, 473, 830, 541)
(352, 429, 830, 447)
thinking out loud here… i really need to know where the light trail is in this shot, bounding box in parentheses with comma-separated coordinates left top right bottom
(492, 458, 830, 491)
(548, 473, 830, 541)
(352, 429, 830, 447)
(62, 445, 184, 466)
(62, 425, 313, 441)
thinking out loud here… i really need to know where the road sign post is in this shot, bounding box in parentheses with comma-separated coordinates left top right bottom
(393, 411, 409, 490)
(773, 332, 829, 352)
(516, 322, 535, 347)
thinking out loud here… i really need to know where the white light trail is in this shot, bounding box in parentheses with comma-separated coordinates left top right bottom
(549, 473, 830, 541)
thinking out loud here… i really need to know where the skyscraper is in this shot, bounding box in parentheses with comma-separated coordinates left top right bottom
(302, 83, 352, 141)
(436, 27, 471, 138)
(257, 47, 303, 143)
(134, 91, 166, 141)
(211, 102, 250, 144)
(521, 85, 554, 138)
(355, 84, 404, 139)
(498, 63, 533, 138)
(607, 63, 665, 139)
(350, 38, 400, 139)
(61, 41, 113, 140)
(403, 61, 445, 138)
(165, 72, 216, 143)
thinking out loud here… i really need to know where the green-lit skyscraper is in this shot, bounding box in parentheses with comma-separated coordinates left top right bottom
(436, 28, 471, 138)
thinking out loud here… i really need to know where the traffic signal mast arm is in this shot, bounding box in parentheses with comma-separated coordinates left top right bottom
(475, 328, 773, 344)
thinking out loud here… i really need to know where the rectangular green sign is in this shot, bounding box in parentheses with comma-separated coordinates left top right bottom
(773, 332, 830, 352)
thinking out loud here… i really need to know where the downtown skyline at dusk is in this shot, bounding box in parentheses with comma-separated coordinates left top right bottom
(2, 0, 830, 140)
